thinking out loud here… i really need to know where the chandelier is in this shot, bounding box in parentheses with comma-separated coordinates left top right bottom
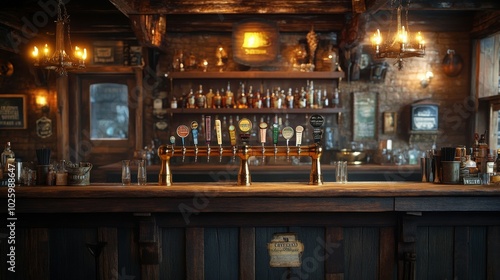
(31, 0, 87, 76)
(370, 0, 425, 70)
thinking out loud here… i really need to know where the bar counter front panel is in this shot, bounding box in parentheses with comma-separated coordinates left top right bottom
(1, 182, 499, 280)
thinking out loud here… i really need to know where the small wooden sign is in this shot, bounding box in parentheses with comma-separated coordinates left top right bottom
(267, 233, 304, 268)
(232, 19, 279, 67)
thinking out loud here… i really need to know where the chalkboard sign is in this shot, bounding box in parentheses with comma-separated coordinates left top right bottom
(0, 94, 27, 129)
(353, 92, 377, 141)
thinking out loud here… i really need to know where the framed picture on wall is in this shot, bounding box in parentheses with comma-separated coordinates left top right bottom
(383, 111, 397, 134)
(353, 92, 378, 141)
(0, 94, 27, 129)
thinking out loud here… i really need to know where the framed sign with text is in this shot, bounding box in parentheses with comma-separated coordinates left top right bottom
(0, 94, 27, 129)
(232, 18, 279, 67)
(353, 92, 378, 141)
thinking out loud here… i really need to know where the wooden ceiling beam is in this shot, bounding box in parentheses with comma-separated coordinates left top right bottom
(111, 0, 353, 15)
(352, 0, 367, 13)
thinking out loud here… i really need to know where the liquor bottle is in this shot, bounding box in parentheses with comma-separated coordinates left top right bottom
(238, 82, 248, 109)
(206, 89, 215, 109)
(263, 89, 271, 108)
(221, 88, 227, 108)
(253, 91, 262, 109)
(1, 142, 15, 174)
(280, 89, 286, 108)
(321, 89, 329, 108)
(286, 88, 294, 109)
(213, 90, 222, 108)
(332, 88, 340, 108)
(247, 86, 254, 109)
(307, 81, 315, 108)
(226, 82, 234, 108)
(187, 89, 196, 109)
(179, 92, 187, 108)
(272, 91, 282, 109)
(299, 87, 307, 109)
(195, 85, 206, 108)
(316, 89, 323, 109)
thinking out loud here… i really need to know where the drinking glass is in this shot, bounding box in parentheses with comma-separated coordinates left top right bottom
(137, 159, 147, 185)
(121, 160, 131, 185)
(335, 161, 348, 183)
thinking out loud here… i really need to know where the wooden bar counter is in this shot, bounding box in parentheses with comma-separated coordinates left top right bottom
(1, 182, 500, 280)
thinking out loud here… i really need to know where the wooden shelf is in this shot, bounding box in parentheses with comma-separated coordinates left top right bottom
(163, 107, 344, 114)
(166, 71, 345, 80)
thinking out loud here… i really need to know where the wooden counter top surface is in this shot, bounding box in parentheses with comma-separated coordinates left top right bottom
(5, 181, 500, 198)
(3, 182, 499, 213)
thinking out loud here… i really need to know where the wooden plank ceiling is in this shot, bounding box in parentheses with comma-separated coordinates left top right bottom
(0, 0, 499, 51)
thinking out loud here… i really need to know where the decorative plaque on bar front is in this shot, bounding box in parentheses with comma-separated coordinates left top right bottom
(267, 233, 304, 267)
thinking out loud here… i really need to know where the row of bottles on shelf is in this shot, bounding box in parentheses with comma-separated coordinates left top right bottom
(168, 114, 326, 148)
(169, 80, 341, 110)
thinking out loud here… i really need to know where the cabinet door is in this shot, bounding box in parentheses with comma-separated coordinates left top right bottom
(70, 74, 137, 167)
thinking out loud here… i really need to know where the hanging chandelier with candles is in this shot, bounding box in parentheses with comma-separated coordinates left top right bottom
(370, 0, 425, 70)
(31, 0, 87, 76)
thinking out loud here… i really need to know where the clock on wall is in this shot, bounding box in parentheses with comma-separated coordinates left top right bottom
(411, 101, 439, 131)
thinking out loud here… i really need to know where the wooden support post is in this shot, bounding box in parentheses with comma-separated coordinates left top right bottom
(325, 227, 344, 280)
(186, 227, 204, 280)
(56, 75, 69, 160)
(97, 227, 118, 280)
(379, 227, 396, 279)
(24, 228, 49, 280)
(239, 227, 255, 280)
(138, 216, 160, 279)
(398, 213, 419, 280)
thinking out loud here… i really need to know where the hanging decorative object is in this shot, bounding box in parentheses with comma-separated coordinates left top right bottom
(31, 0, 87, 76)
(306, 26, 319, 68)
(442, 49, 463, 77)
(370, 0, 425, 70)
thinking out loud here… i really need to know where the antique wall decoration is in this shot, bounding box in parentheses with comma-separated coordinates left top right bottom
(0, 94, 27, 129)
(353, 92, 378, 141)
(232, 19, 279, 67)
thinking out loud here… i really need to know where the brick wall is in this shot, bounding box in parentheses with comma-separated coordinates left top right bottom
(0, 53, 59, 163)
(157, 30, 473, 155)
(0, 29, 474, 165)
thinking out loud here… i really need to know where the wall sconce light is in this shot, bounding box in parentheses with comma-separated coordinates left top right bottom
(420, 70, 434, 88)
(35, 91, 50, 114)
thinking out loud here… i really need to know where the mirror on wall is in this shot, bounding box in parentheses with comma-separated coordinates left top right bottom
(90, 83, 129, 140)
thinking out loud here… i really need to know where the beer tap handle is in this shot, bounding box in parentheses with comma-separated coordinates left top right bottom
(229, 125, 237, 147)
(176, 125, 190, 162)
(295, 125, 303, 146)
(194, 145, 198, 162)
(215, 119, 223, 162)
(310, 114, 325, 144)
(205, 116, 212, 162)
(207, 143, 211, 163)
(295, 125, 304, 155)
(272, 123, 279, 160)
(215, 119, 222, 146)
(191, 121, 199, 162)
(282, 126, 294, 161)
(169, 136, 176, 156)
(191, 121, 199, 146)
(205, 115, 212, 145)
(259, 122, 268, 161)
